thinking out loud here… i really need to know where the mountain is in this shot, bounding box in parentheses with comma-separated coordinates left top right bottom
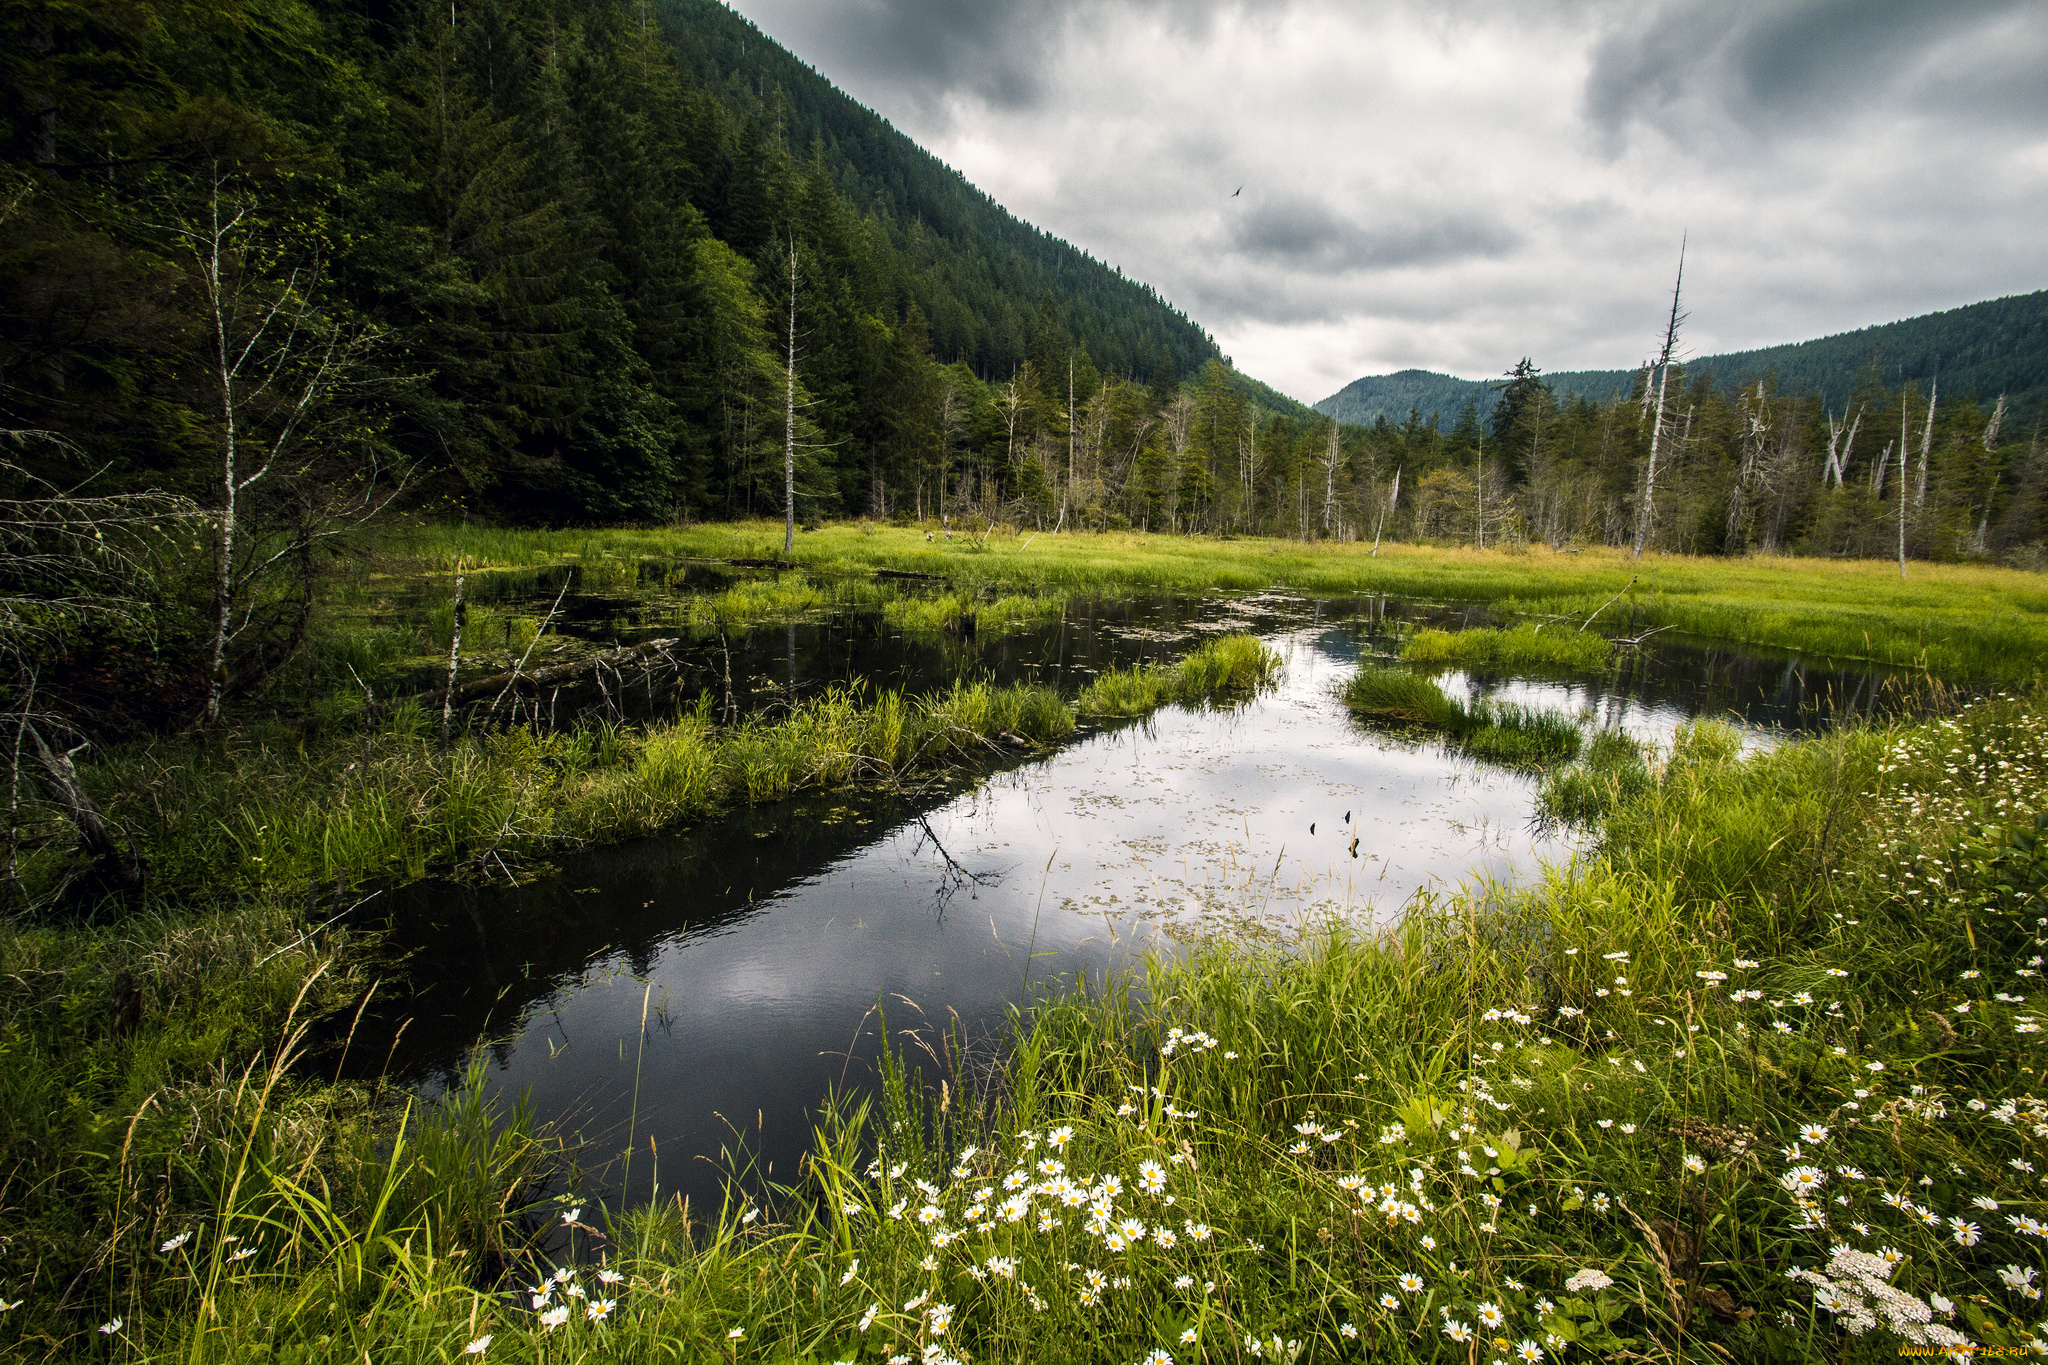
(653, 0, 1219, 384)
(1318, 288, 2048, 427)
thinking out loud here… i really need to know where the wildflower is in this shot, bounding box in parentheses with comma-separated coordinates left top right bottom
(539, 1306, 570, 1332)
(859, 1304, 880, 1332)
(160, 1231, 192, 1253)
(1140, 1352, 1171, 1365)
(1399, 1273, 1425, 1292)
(1380, 1293, 1401, 1309)
(1153, 1227, 1179, 1249)
(464, 1336, 493, 1355)
(1420, 1235, 1437, 1249)
(1184, 1221, 1212, 1241)
(1444, 1320, 1474, 1343)
(1953, 1220, 1984, 1247)
(1476, 1302, 1505, 1328)
(1341, 1322, 1359, 1338)
(1683, 1153, 1706, 1174)
(99, 1319, 123, 1335)
(1048, 1126, 1074, 1149)
(727, 1326, 745, 1340)
(2000, 1265, 2040, 1296)
(927, 1304, 954, 1337)
(1781, 1166, 1828, 1196)
(2010, 1215, 2047, 1237)
(841, 1260, 860, 1286)
(587, 1299, 616, 1323)
(1180, 1327, 1199, 1345)
(1138, 1160, 1167, 1195)
(917, 1204, 944, 1225)
(1565, 1269, 1614, 1293)
(1516, 1341, 1546, 1362)
(1800, 1124, 1830, 1143)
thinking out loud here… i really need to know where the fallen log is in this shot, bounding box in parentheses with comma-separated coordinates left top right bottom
(376, 638, 682, 716)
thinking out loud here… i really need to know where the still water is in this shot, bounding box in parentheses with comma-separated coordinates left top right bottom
(343, 586, 1898, 1212)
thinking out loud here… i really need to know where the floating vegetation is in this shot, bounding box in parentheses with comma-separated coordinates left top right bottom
(1342, 666, 1583, 768)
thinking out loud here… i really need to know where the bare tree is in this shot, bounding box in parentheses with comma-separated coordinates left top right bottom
(161, 168, 399, 722)
(1915, 378, 1937, 508)
(1822, 405, 1864, 487)
(1633, 238, 1687, 558)
(1726, 381, 1770, 544)
(1319, 417, 1341, 534)
(783, 239, 798, 554)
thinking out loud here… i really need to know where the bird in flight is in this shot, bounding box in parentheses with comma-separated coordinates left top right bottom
(1231, 186, 1242, 197)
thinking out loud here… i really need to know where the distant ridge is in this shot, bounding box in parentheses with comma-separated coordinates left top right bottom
(1317, 289, 2048, 427)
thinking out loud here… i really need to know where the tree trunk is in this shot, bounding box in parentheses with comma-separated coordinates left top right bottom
(28, 729, 145, 895)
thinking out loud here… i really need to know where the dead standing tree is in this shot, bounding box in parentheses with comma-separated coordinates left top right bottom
(1633, 238, 1687, 558)
(163, 168, 402, 722)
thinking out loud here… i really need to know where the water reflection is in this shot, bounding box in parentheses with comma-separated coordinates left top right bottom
(338, 588, 1908, 1214)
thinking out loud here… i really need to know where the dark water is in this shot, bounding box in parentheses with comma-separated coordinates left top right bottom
(335, 581, 1906, 1214)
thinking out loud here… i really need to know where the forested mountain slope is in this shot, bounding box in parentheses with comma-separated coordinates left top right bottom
(0, 0, 1225, 523)
(1319, 289, 2048, 428)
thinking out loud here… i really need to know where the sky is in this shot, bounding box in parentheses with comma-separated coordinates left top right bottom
(722, 0, 2048, 406)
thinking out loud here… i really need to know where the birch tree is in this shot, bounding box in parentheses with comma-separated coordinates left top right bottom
(165, 169, 397, 723)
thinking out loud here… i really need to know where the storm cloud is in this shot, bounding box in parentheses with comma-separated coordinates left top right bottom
(728, 0, 2048, 403)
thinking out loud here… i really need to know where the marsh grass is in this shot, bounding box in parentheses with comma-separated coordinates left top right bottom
(880, 592, 1065, 637)
(1403, 623, 1614, 673)
(1538, 727, 1654, 824)
(27, 687, 2048, 1361)
(72, 635, 1273, 901)
(1077, 635, 1282, 717)
(385, 520, 2048, 681)
(1343, 667, 1584, 768)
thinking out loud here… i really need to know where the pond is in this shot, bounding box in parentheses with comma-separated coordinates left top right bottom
(339, 579, 1904, 1215)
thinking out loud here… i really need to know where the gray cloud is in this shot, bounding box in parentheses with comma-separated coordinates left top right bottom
(727, 0, 2048, 403)
(1228, 196, 1521, 273)
(1585, 0, 2048, 153)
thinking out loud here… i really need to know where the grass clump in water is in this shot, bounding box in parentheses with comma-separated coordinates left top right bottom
(1403, 622, 1613, 672)
(1538, 726, 1653, 823)
(679, 573, 826, 632)
(1343, 666, 1583, 767)
(1078, 634, 1281, 717)
(881, 592, 1064, 636)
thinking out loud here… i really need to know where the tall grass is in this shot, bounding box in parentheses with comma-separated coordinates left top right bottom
(27, 687, 2048, 1360)
(1343, 667, 1584, 768)
(1403, 622, 1614, 672)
